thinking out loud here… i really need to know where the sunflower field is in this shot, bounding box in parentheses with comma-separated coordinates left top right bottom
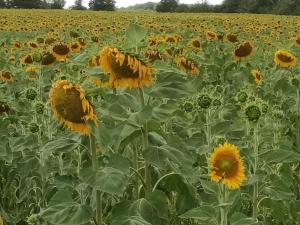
(0, 9, 300, 225)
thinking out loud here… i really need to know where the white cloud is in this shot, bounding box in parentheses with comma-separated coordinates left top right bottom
(65, 0, 223, 9)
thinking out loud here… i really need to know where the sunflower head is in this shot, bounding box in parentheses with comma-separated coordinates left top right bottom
(295, 37, 300, 47)
(234, 42, 253, 60)
(0, 71, 14, 82)
(274, 50, 297, 68)
(251, 69, 263, 86)
(49, 80, 98, 135)
(210, 142, 246, 189)
(145, 50, 164, 62)
(41, 52, 56, 66)
(205, 31, 218, 41)
(21, 54, 33, 64)
(89, 55, 101, 67)
(100, 47, 153, 88)
(226, 33, 238, 43)
(0, 101, 10, 115)
(175, 57, 199, 75)
(27, 41, 38, 49)
(52, 43, 70, 61)
(13, 41, 22, 49)
(70, 42, 81, 52)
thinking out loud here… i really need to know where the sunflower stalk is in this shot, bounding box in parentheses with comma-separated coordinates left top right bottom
(90, 133, 102, 225)
(138, 87, 151, 197)
(252, 124, 259, 221)
(219, 184, 228, 225)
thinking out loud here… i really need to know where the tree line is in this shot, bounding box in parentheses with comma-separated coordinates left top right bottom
(0, 0, 115, 10)
(156, 0, 300, 15)
(0, 0, 299, 15)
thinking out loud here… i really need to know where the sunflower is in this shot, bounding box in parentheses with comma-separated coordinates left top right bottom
(233, 41, 253, 60)
(78, 38, 87, 49)
(70, 42, 81, 53)
(226, 33, 238, 43)
(205, 31, 218, 41)
(0, 71, 14, 82)
(209, 142, 246, 189)
(52, 43, 70, 61)
(251, 69, 262, 86)
(27, 41, 39, 49)
(89, 55, 101, 67)
(21, 54, 33, 64)
(41, 52, 56, 66)
(0, 101, 10, 115)
(13, 41, 22, 50)
(100, 47, 153, 88)
(49, 80, 98, 135)
(295, 37, 300, 47)
(175, 56, 199, 75)
(25, 66, 39, 73)
(145, 50, 164, 62)
(274, 50, 297, 68)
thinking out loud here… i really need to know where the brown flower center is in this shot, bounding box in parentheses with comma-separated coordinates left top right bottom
(296, 37, 300, 45)
(2, 71, 12, 79)
(0, 101, 9, 114)
(53, 44, 70, 55)
(277, 53, 293, 63)
(192, 40, 201, 48)
(108, 52, 141, 79)
(29, 42, 38, 48)
(227, 34, 238, 43)
(24, 55, 33, 64)
(42, 53, 56, 65)
(52, 86, 87, 123)
(235, 42, 252, 57)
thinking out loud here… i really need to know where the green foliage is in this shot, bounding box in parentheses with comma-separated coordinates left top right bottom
(88, 0, 115, 11)
(156, 0, 178, 12)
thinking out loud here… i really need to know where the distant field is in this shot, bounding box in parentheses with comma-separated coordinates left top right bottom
(0, 9, 300, 225)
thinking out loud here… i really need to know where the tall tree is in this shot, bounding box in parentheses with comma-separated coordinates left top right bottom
(6, 0, 43, 8)
(156, 0, 178, 12)
(88, 0, 115, 11)
(71, 0, 86, 10)
(0, 0, 5, 7)
(50, 0, 65, 9)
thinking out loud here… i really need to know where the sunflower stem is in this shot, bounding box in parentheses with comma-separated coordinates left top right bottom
(252, 124, 259, 222)
(90, 133, 102, 225)
(138, 87, 151, 197)
(132, 144, 140, 199)
(219, 184, 228, 225)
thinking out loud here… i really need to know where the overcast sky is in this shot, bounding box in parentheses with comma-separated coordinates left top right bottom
(65, 0, 223, 8)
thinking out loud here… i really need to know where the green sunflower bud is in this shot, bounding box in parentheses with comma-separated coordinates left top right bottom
(237, 91, 248, 103)
(29, 123, 39, 133)
(212, 99, 222, 107)
(197, 95, 212, 109)
(183, 102, 193, 112)
(245, 105, 261, 122)
(26, 88, 38, 101)
(32, 52, 42, 62)
(261, 103, 268, 114)
(34, 102, 45, 114)
(291, 78, 299, 87)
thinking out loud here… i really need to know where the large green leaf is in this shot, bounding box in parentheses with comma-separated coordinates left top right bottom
(125, 23, 148, 48)
(230, 212, 256, 225)
(112, 199, 160, 225)
(179, 205, 217, 224)
(80, 167, 128, 196)
(41, 189, 92, 225)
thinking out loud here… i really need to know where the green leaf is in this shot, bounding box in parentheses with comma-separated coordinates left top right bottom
(80, 167, 128, 196)
(261, 149, 300, 163)
(41, 189, 93, 225)
(125, 23, 148, 48)
(230, 212, 256, 225)
(112, 199, 160, 225)
(179, 206, 217, 223)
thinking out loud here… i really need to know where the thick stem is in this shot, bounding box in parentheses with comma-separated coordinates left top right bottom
(90, 134, 102, 225)
(219, 184, 228, 225)
(252, 124, 259, 221)
(138, 87, 151, 196)
(132, 145, 139, 199)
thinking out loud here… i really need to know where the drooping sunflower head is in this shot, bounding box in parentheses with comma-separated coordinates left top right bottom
(274, 50, 297, 68)
(78, 37, 87, 49)
(25, 66, 39, 73)
(234, 41, 253, 60)
(191, 39, 201, 51)
(49, 80, 98, 135)
(175, 56, 199, 75)
(145, 50, 165, 62)
(205, 31, 218, 41)
(226, 33, 238, 43)
(27, 41, 39, 49)
(70, 42, 81, 52)
(41, 52, 56, 66)
(89, 55, 101, 67)
(251, 69, 263, 86)
(0, 70, 14, 82)
(209, 142, 246, 189)
(52, 43, 70, 61)
(21, 54, 34, 64)
(99, 47, 153, 88)
(13, 41, 22, 49)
